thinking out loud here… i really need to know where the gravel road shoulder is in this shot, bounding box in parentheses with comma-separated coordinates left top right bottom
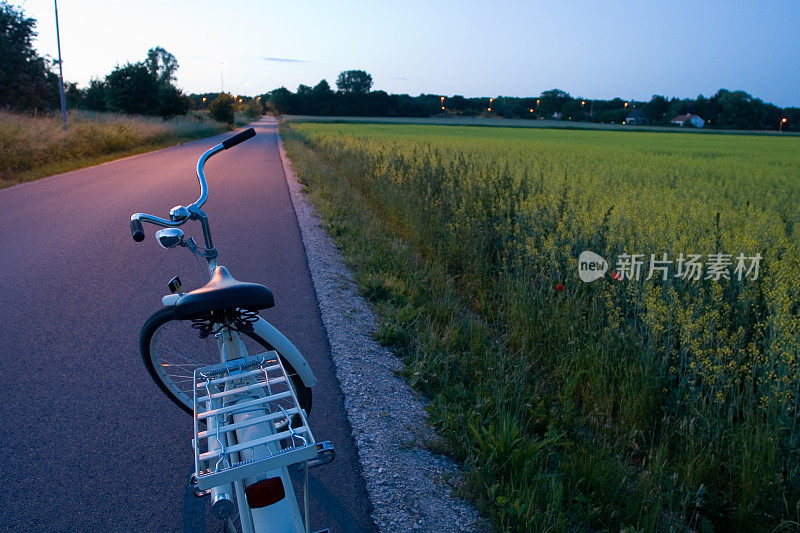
(275, 126, 490, 532)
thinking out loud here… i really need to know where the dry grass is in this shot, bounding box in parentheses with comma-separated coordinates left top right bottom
(0, 110, 230, 187)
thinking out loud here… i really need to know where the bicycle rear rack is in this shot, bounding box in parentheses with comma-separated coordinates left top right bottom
(192, 352, 318, 491)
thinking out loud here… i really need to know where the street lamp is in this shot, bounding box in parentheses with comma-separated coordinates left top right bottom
(54, 0, 67, 131)
(441, 95, 445, 111)
(488, 97, 493, 112)
(780, 117, 788, 132)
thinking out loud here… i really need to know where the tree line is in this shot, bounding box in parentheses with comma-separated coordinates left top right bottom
(1, 2, 190, 118)
(263, 75, 799, 132)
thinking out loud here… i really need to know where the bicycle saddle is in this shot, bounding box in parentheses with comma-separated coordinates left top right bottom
(172, 266, 274, 320)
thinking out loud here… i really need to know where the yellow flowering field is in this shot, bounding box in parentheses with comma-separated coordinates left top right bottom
(282, 121, 800, 531)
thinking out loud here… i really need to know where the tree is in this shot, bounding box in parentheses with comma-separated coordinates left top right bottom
(145, 46, 179, 84)
(312, 79, 332, 96)
(336, 70, 373, 94)
(82, 79, 107, 111)
(644, 95, 669, 123)
(783, 108, 800, 132)
(268, 87, 295, 114)
(104, 62, 158, 115)
(311, 79, 334, 114)
(538, 89, 571, 117)
(157, 82, 189, 119)
(713, 89, 767, 130)
(0, 2, 56, 110)
(101, 48, 188, 118)
(209, 93, 234, 124)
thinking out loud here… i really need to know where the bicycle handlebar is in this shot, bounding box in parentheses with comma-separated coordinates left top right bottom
(221, 128, 256, 150)
(130, 219, 145, 242)
(130, 128, 256, 241)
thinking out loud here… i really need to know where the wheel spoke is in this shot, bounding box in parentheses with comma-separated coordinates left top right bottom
(143, 313, 311, 420)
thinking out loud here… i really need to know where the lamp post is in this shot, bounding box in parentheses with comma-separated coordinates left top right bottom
(488, 97, 493, 112)
(441, 95, 445, 111)
(54, 0, 67, 131)
(780, 117, 787, 133)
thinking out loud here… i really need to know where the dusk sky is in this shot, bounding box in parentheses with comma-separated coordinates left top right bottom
(17, 0, 800, 107)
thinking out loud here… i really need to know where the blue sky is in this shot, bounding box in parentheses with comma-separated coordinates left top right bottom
(17, 0, 800, 106)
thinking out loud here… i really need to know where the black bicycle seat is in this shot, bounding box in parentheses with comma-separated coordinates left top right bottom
(172, 266, 274, 319)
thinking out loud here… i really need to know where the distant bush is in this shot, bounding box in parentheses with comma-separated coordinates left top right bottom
(210, 93, 235, 124)
(244, 98, 262, 120)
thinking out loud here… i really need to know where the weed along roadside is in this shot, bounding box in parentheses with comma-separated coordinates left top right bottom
(0, 110, 244, 188)
(280, 119, 800, 531)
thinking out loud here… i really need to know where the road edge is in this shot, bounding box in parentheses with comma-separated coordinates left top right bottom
(274, 120, 490, 532)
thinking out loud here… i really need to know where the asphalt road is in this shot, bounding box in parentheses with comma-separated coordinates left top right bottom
(0, 118, 375, 532)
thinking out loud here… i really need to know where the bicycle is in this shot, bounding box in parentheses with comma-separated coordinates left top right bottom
(130, 128, 334, 533)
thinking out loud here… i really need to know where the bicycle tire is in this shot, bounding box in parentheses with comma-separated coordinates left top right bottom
(140, 307, 312, 420)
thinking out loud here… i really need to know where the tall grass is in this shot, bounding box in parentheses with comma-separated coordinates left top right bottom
(281, 122, 800, 532)
(0, 110, 230, 186)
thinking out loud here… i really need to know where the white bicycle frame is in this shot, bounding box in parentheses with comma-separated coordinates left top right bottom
(160, 292, 317, 533)
(162, 292, 318, 391)
(134, 130, 318, 533)
(217, 324, 310, 533)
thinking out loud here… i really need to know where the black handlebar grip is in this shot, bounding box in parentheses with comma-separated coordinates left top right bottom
(131, 219, 145, 242)
(221, 128, 256, 150)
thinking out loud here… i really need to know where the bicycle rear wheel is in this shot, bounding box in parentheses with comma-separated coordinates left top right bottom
(140, 307, 312, 419)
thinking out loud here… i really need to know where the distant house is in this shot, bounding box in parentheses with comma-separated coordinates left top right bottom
(624, 109, 647, 125)
(671, 113, 705, 128)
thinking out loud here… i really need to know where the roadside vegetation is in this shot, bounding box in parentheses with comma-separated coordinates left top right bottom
(281, 121, 800, 531)
(0, 2, 258, 187)
(0, 110, 229, 187)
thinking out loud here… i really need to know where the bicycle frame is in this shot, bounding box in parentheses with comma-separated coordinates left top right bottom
(214, 329, 307, 533)
(133, 129, 318, 533)
(160, 294, 317, 390)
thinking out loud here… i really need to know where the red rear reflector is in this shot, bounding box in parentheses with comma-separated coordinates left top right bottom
(245, 477, 285, 508)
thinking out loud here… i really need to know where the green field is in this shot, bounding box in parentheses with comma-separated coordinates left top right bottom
(281, 121, 800, 531)
(283, 114, 800, 137)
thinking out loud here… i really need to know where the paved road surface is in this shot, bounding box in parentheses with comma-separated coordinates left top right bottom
(0, 118, 375, 532)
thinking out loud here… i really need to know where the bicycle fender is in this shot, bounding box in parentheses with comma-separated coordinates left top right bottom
(251, 317, 318, 388)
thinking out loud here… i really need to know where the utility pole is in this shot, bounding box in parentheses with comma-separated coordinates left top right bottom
(54, 0, 67, 131)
